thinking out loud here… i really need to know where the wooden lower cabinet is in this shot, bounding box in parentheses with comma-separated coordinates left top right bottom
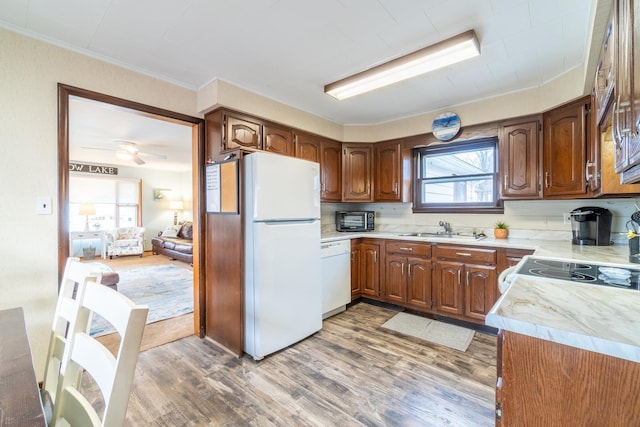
(433, 245, 497, 324)
(383, 241, 432, 310)
(496, 330, 640, 426)
(349, 240, 532, 324)
(497, 248, 534, 276)
(350, 241, 361, 300)
(464, 264, 497, 322)
(359, 239, 381, 300)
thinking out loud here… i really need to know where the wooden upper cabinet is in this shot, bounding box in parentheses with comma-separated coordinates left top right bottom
(294, 132, 321, 163)
(374, 140, 411, 202)
(294, 132, 341, 202)
(223, 113, 262, 151)
(542, 97, 590, 198)
(320, 139, 342, 201)
(343, 144, 373, 202)
(596, 96, 640, 195)
(593, 3, 616, 125)
(263, 124, 294, 157)
(618, 0, 640, 170)
(499, 118, 541, 199)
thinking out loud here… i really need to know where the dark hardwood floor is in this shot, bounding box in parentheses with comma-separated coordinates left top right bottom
(83, 302, 497, 426)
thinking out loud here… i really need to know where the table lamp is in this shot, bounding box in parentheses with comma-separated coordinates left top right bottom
(170, 200, 184, 225)
(78, 203, 96, 232)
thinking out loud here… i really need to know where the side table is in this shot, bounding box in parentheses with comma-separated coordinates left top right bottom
(69, 230, 107, 259)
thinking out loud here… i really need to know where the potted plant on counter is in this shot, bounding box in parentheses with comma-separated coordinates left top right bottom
(494, 221, 509, 239)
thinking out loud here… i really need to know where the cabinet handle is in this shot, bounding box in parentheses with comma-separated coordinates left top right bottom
(544, 172, 550, 188)
(374, 252, 377, 263)
(613, 96, 622, 147)
(466, 271, 470, 286)
(458, 270, 462, 284)
(585, 161, 594, 183)
(503, 174, 508, 189)
(455, 252, 472, 257)
(393, 182, 398, 193)
(399, 247, 413, 251)
(408, 263, 412, 276)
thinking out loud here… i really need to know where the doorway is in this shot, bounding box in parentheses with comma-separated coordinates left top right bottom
(57, 84, 205, 342)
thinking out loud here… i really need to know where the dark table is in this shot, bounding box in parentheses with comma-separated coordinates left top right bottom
(0, 307, 46, 426)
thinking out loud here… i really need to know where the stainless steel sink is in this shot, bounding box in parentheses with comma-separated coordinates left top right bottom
(397, 232, 446, 237)
(397, 232, 485, 240)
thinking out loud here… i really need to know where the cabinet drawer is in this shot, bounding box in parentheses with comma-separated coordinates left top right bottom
(386, 241, 431, 258)
(435, 245, 496, 264)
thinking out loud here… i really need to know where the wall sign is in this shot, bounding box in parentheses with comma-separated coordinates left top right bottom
(69, 162, 118, 175)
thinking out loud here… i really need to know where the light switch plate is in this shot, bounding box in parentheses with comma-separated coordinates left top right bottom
(36, 196, 52, 215)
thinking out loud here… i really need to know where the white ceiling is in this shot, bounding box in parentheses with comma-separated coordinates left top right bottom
(0, 0, 606, 169)
(68, 96, 194, 171)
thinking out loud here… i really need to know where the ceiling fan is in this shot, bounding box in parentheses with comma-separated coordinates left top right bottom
(82, 140, 167, 165)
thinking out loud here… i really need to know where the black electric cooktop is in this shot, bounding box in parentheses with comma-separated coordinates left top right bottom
(515, 257, 640, 291)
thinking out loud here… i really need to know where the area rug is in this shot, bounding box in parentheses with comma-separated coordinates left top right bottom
(381, 312, 475, 352)
(90, 264, 194, 337)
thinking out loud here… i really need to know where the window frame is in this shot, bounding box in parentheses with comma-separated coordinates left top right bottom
(69, 175, 142, 231)
(412, 137, 503, 213)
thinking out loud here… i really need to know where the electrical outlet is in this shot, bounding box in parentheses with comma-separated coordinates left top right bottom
(563, 212, 572, 225)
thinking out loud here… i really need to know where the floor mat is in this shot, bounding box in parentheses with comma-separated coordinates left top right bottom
(381, 312, 475, 352)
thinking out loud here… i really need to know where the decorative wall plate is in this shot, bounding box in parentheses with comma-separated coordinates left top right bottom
(432, 112, 461, 141)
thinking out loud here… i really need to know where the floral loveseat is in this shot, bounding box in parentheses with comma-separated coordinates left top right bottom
(105, 227, 145, 259)
(151, 221, 193, 264)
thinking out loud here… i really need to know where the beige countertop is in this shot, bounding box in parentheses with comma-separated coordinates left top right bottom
(322, 229, 640, 361)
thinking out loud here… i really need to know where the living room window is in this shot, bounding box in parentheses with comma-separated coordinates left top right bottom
(69, 175, 142, 231)
(413, 137, 502, 213)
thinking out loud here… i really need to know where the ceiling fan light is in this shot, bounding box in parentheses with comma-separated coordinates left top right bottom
(115, 150, 133, 161)
(325, 30, 480, 100)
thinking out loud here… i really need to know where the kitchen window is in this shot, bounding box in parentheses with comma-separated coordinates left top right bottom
(413, 137, 502, 213)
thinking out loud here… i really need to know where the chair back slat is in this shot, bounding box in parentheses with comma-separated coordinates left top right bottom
(42, 258, 102, 409)
(52, 277, 148, 427)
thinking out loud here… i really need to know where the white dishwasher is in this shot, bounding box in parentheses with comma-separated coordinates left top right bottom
(320, 240, 351, 319)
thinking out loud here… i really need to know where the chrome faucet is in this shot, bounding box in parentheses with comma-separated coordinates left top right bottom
(438, 221, 452, 234)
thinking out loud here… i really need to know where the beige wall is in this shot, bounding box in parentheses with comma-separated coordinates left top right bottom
(0, 28, 198, 376)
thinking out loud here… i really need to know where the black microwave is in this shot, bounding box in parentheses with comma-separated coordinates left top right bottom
(336, 211, 375, 232)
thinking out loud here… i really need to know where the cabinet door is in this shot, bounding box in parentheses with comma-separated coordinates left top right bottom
(343, 144, 373, 201)
(295, 133, 321, 163)
(434, 260, 464, 316)
(542, 98, 589, 197)
(500, 120, 541, 199)
(350, 242, 362, 301)
(594, 5, 616, 125)
(320, 140, 342, 202)
(384, 255, 406, 304)
(625, 0, 640, 168)
(375, 142, 402, 201)
(224, 114, 262, 151)
(406, 258, 432, 310)
(464, 264, 497, 321)
(360, 243, 380, 299)
(264, 124, 294, 157)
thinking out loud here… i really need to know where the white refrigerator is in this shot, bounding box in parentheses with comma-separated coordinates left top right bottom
(244, 152, 322, 360)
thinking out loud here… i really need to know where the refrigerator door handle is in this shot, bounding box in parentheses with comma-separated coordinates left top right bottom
(261, 219, 319, 226)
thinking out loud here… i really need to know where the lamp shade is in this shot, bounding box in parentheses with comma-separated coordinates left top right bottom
(78, 203, 96, 216)
(169, 200, 184, 210)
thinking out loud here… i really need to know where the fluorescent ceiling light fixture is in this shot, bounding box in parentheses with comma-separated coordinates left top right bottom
(324, 30, 480, 100)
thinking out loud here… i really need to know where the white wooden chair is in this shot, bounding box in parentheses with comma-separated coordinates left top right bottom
(51, 277, 148, 427)
(41, 257, 103, 423)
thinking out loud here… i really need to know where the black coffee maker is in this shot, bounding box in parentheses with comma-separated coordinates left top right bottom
(570, 207, 612, 246)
